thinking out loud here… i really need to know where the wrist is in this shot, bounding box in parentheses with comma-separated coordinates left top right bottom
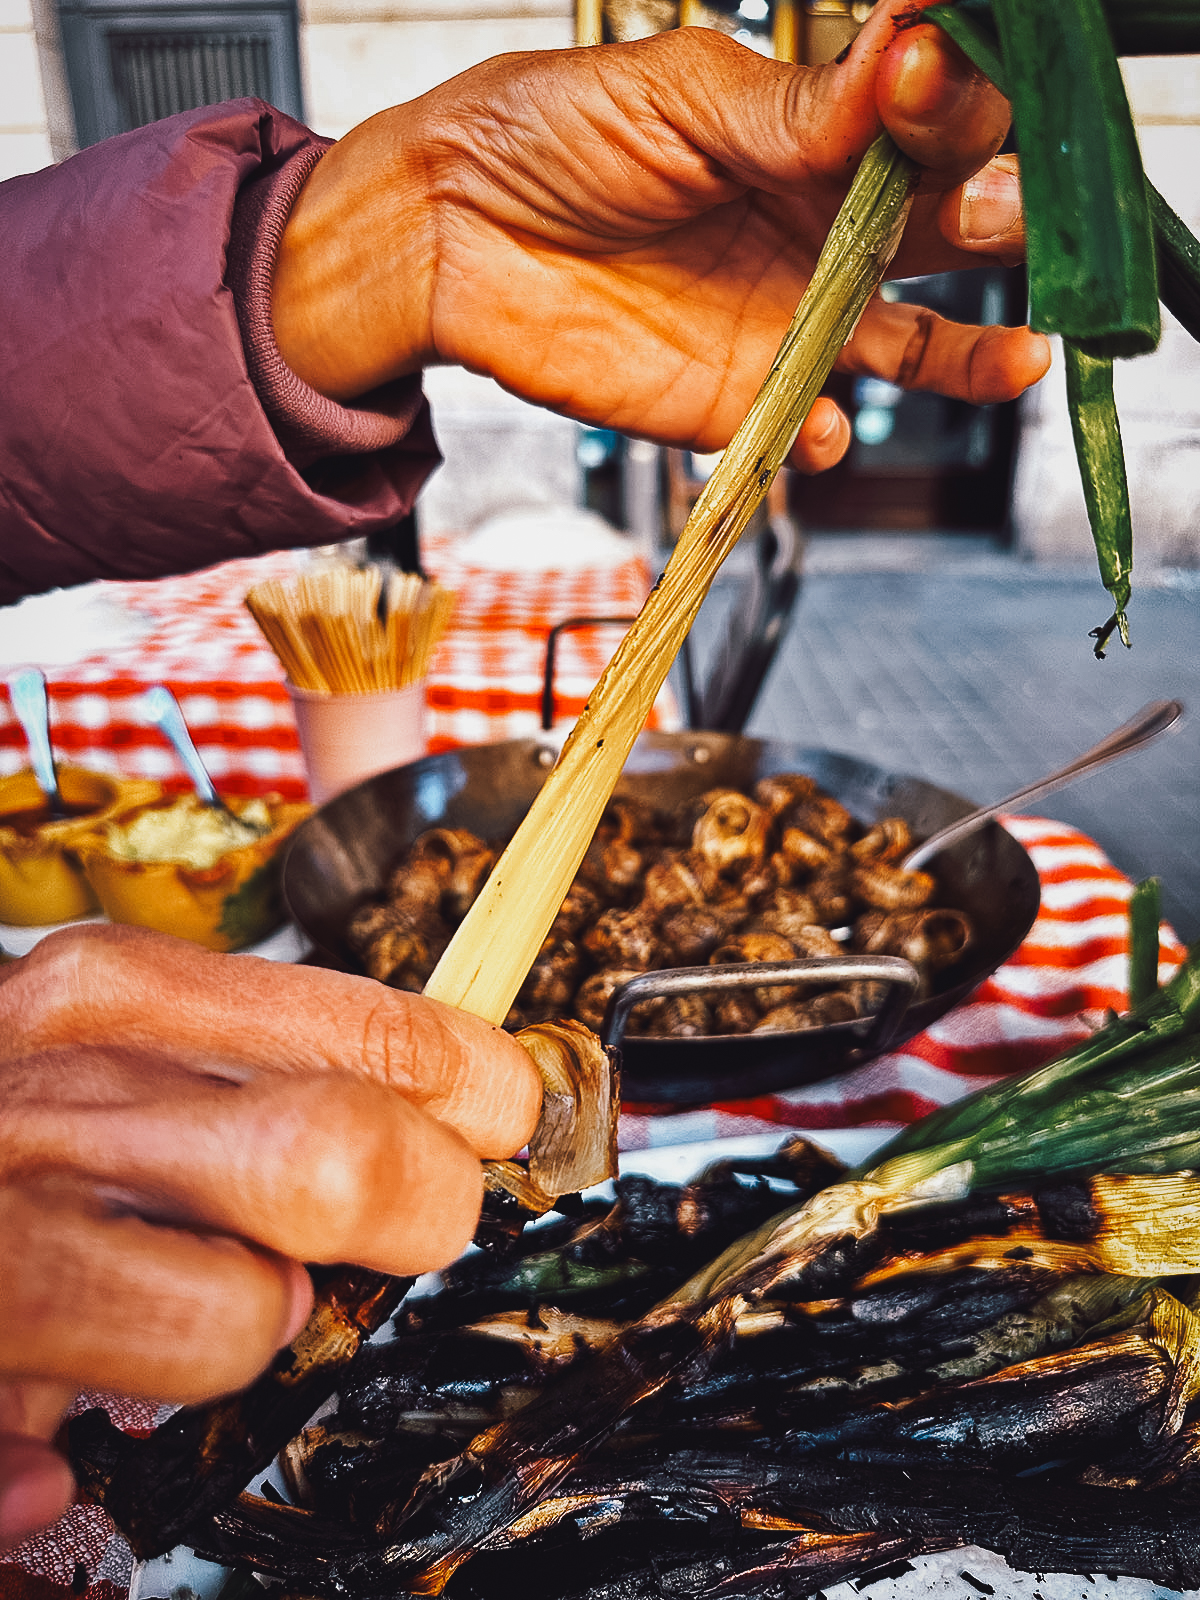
(271, 107, 437, 401)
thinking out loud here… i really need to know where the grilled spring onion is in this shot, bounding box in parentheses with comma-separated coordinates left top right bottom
(353, 945, 1200, 1590)
(194, 1290, 1200, 1594)
(196, 1453, 1200, 1598)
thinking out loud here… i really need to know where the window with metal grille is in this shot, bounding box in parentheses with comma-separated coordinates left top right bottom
(107, 30, 272, 126)
(58, 0, 303, 147)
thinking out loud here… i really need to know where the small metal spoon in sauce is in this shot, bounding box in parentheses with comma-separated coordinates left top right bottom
(142, 684, 243, 823)
(6, 668, 69, 821)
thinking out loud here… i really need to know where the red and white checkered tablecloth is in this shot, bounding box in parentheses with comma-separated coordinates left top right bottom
(0, 538, 676, 797)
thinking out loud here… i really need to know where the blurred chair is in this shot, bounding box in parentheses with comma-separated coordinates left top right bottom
(541, 505, 804, 736)
(675, 507, 804, 733)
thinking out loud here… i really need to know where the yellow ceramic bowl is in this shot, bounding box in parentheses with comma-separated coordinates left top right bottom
(0, 768, 163, 926)
(76, 793, 311, 952)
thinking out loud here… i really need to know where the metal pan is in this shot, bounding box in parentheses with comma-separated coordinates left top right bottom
(281, 731, 1040, 1104)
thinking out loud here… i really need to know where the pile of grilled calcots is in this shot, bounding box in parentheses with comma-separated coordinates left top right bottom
(69, 766, 1200, 1596)
(72, 909, 1200, 1596)
(187, 1135, 1200, 1597)
(345, 774, 972, 1038)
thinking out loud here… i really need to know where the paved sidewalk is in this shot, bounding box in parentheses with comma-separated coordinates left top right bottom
(692, 535, 1200, 943)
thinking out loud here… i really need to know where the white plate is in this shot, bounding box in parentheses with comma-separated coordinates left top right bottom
(0, 915, 308, 962)
(129, 1129, 1192, 1600)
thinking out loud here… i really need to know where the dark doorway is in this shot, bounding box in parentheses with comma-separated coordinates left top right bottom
(788, 266, 1028, 536)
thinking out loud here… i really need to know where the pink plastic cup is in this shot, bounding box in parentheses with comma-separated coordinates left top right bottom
(286, 681, 429, 804)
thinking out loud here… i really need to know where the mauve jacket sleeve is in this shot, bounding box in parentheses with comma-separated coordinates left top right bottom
(0, 98, 441, 606)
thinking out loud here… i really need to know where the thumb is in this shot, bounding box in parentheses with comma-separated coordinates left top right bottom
(873, 15, 1010, 187)
(0, 1434, 75, 1551)
(797, 0, 1009, 188)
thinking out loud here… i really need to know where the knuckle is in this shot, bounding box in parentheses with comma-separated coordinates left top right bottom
(274, 1077, 411, 1259)
(895, 306, 940, 391)
(2, 925, 133, 1047)
(1, 930, 87, 1044)
(273, 1075, 484, 1272)
(358, 993, 415, 1089)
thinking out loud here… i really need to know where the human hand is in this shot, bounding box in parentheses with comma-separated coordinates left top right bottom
(272, 0, 1049, 474)
(0, 923, 541, 1548)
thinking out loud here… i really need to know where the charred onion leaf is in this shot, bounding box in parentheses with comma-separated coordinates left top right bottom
(398, 1161, 832, 1335)
(69, 1266, 410, 1559)
(516, 1020, 619, 1200)
(763, 1288, 1200, 1471)
(194, 1450, 1200, 1598)
(368, 1294, 743, 1587)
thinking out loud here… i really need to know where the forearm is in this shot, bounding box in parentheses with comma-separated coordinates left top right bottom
(0, 100, 437, 604)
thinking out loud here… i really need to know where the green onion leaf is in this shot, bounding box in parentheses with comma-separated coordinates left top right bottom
(1063, 341, 1134, 654)
(991, 0, 1160, 358)
(1150, 183, 1200, 343)
(1129, 877, 1164, 1009)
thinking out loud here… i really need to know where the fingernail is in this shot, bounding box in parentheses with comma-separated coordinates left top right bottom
(811, 403, 840, 444)
(888, 30, 972, 121)
(959, 165, 1022, 244)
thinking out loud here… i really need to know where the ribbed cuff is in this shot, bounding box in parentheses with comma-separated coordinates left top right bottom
(227, 142, 427, 470)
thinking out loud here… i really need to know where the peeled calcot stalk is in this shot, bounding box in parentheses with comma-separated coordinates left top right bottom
(422, 132, 917, 1031)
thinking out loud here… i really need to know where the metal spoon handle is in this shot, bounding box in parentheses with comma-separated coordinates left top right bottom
(6, 668, 68, 819)
(903, 698, 1184, 872)
(143, 685, 227, 811)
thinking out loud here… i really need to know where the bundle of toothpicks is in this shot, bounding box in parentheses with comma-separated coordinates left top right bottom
(245, 564, 455, 695)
